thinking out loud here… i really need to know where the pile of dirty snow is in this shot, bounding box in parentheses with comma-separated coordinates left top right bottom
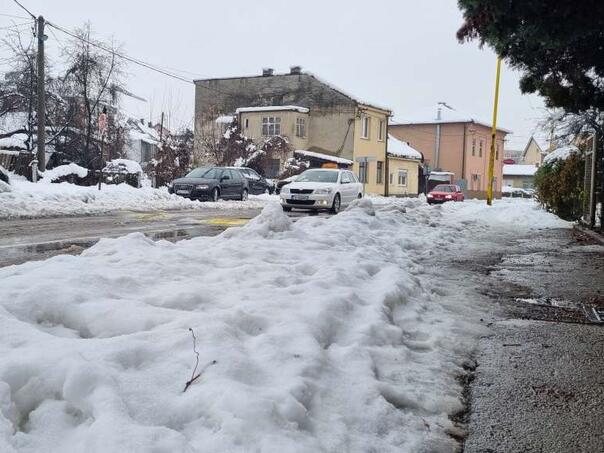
(0, 198, 569, 452)
(0, 177, 273, 219)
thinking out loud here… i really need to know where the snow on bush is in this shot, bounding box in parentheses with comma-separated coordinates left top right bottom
(0, 198, 569, 452)
(0, 179, 274, 219)
(40, 163, 89, 183)
(102, 159, 143, 174)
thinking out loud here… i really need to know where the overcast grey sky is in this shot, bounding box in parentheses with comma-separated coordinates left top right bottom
(1, 0, 548, 149)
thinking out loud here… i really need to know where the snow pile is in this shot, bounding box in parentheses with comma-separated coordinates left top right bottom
(0, 179, 274, 219)
(103, 159, 143, 175)
(543, 145, 579, 164)
(41, 163, 89, 183)
(0, 198, 568, 452)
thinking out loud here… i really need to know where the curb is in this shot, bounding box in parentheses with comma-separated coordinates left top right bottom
(573, 224, 604, 245)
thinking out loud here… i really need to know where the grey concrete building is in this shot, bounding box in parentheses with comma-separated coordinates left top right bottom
(194, 67, 368, 161)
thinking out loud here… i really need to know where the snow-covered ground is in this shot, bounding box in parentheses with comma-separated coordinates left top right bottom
(0, 198, 569, 452)
(0, 177, 273, 219)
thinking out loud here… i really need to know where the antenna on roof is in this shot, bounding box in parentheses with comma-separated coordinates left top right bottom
(437, 101, 454, 110)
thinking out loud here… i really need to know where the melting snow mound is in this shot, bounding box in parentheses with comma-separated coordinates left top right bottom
(0, 198, 569, 452)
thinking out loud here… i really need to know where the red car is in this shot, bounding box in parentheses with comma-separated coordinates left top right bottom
(427, 184, 464, 204)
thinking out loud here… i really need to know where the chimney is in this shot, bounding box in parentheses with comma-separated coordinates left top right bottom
(262, 68, 274, 77)
(290, 65, 302, 75)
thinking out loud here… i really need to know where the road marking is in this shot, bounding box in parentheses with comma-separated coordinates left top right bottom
(201, 218, 250, 226)
(133, 212, 169, 221)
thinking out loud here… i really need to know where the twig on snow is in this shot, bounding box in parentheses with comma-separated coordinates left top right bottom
(183, 328, 217, 392)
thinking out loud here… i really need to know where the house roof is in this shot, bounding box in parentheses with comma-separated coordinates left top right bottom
(128, 119, 160, 145)
(236, 105, 309, 114)
(503, 164, 538, 176)
(195, 70, 392, 115)
(294, 149, 353, 165)
(387, 135, 422, 160)
(390, 105, 511, 134)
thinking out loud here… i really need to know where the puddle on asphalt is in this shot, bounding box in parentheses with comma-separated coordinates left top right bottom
(1, 224, 233, 267)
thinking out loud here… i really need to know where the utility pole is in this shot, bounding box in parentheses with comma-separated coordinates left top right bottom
(486, 58, 502, 206)
(434, 104, 442, 170)
(159, 112, 164, 144)
(36, 15, 46, 173)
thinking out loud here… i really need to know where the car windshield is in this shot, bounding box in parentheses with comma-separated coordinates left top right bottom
(433, 185, 453, 192)
(186, 167, 212, 178)
(296, 170, 339, 183)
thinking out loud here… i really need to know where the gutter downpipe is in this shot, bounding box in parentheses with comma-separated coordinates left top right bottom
(385, 119, 390, 197)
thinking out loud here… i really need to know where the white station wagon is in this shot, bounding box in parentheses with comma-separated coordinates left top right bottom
(280, 169, 363, 213)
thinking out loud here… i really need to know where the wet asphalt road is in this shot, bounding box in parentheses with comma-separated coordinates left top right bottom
(455, 228, 604, 453)
(0, 208, 331, 267)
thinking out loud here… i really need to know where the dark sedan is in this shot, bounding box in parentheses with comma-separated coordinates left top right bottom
(229, 167, 275, 194)
(169, 167, 249, 201)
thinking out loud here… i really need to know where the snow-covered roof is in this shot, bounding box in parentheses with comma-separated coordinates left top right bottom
(430, 171, 454, 176)
(294, 149, 353, 165)
(390, 105, 511, 134)
(542, 145, 579, 164)
(236, 105, 309, 114)
(503, 164, 538, 176)
(216, 115, 235, 124)
(387, 135, 422, 160)
(128, 119, 160, 145)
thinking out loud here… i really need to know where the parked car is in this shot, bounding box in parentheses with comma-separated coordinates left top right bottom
(280, 168, 363, 213)
(275, 175, 298, 194)
(229, 167, 274, 194)
(169, 167, 249, 201)
(426, 184, 464, 204)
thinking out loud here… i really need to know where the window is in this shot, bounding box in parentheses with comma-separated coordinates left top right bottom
(496, 143, 499, 160)
(361, 116, 370, 139)
(376, 161, 383, 184)
(479, 140, 483, 158)
(341, 172, 352, 183)
(378, 120, 385, 141)
(295, 117, 306, 138)
(389, 173, 393, 184)
(472, 139, 476, 157)
(358, 161, 368, 183)
(262, 117, 281, 136)
(349, 172, 359, 183)
(244, 118, 249, 129)
(397, 169, 408, 186)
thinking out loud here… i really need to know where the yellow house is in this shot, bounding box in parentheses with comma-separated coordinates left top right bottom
(386, 135, 421, 196)
(353, 104, 391, 195)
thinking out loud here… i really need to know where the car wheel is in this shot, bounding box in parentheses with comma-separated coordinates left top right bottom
(211, 187, 220, 202)
(330, 194, 341, 214)
(358, 193, 363, 198)
(240, 188, 248, 201)
(283, 206, 292, 212)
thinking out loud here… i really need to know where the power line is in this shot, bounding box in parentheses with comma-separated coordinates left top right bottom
(0, 21, 33, 31)
(0, 12, 30, 19)
(10, 0, 36, 19)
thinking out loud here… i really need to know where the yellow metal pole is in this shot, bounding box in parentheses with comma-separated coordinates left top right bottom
(487, 57, 502, 206)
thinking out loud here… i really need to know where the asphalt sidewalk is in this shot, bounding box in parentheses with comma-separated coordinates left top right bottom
(462, 228, 604, 453)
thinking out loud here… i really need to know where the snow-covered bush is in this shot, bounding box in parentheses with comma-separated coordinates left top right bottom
(534, 151, 585, 220)
(41, 163, 89, 184)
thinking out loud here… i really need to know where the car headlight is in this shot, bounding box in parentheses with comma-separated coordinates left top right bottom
(195, 184, 209, 190)
(281, 186, 290, 194)
(314, 188, 333, 194)
(427, 193, 433, 198)
(445, 195, 452, 199)
(167, 182, 173, 188)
